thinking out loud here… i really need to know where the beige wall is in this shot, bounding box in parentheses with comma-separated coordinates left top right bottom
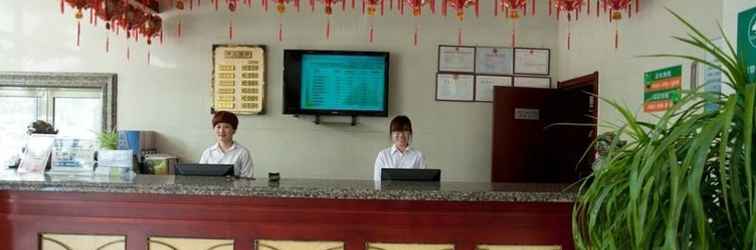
(2, 1, 734, 181)
(556, 0, 723, 126)
(0, 0, 558, 181)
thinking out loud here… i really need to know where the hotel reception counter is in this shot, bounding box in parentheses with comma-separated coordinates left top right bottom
(0, 170, 576, 250)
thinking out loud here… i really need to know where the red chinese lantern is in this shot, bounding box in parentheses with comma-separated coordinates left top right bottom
(552, 0, 584, 50)
(314, 0, 345, 39)
(275, 0, 301, 41)
(600, 0, 638, 48)
(402, 0, 434, 46)
(64, 0, 92, 47)
(441, 0, 477, 45)
(497, 0, 527, 47)
(141, 15, 162, 64)
(362, 0, 384, 43)
(227, 0, 240, 40)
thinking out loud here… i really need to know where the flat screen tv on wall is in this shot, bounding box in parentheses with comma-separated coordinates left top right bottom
(283, 49, 389, 117)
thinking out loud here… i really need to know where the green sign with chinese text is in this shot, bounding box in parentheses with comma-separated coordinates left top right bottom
(644, 65, 682, 112)
(738, 6, 756, 83)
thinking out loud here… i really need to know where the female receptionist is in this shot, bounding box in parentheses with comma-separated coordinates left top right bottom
(373, 115, 426, 181)
(199, 111, 253, 178)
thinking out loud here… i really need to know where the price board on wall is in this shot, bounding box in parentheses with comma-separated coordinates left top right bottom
(212, 45, 266, 115)
(644, 65, 682, 112)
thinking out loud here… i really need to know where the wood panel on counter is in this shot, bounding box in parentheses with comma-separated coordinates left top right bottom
(0, 191, 573, 250)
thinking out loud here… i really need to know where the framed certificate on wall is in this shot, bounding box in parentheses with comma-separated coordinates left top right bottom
(436, 73, 475, 101)
(475, 47, 514, 75)
(212, 44, 266, 115)
(438, 45, 476, 73)
(513, 76, 552, 88)
(514, 48, 550, 75)
(475, 75, 513, 102)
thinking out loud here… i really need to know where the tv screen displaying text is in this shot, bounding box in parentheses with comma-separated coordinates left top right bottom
(300, 54, 386, 112)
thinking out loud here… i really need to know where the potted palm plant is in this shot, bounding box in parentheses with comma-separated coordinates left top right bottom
(573, 9, 756, 249)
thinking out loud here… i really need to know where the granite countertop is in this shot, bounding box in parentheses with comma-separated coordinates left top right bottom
(0, 169, 577, 202)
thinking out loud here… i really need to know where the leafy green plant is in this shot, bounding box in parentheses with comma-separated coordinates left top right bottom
(97, 130, 119, 150)
(572, 9, 756, 249)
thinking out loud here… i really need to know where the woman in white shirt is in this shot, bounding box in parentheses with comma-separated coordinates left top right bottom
(199, 111, 253, 178)
(374, 115, 426, 181)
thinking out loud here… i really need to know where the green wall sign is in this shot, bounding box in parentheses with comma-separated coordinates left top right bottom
(739, 6, 756, 83)
(644, 65, 682, 112)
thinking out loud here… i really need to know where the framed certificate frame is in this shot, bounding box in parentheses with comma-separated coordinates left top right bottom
(438, 45, 476, 73)
(475, 75, 513, 102)
(211, 44, 266, 115)
(475, 47, 514, 75)
(436, 73, 475, 102)
(514, 48, 550, 75)
(513, 76, 552, 88)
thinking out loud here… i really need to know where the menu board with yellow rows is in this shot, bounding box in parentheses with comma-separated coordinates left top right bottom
(212, 45, 265, 114)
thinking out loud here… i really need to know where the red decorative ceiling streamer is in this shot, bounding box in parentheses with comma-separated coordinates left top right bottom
(600, 0, 637, 49)
(498, 0, 526, 47)
(275, 0, 299, 41)
(551, 0, 583, 50)
(404, 0, 433, 46)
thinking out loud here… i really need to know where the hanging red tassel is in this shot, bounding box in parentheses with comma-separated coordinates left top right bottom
(94, 14, 98, 26)
(362, 0, 365, 14)
(567, 31, 571, 50)
(278, 23, 283, 41)
(76, 21, 81, 47)
(160, 30, 164, 45)
(352, 0, 355, 9)
(296, 0, 300, 11)
(628, 4, 632, 18)
(531, 0, 535, 16)
(576, 8, 580, 20)
(635, 0, 639, 13)
(548, 0, 551, 16)
(198, 0, 201, 6)
(399, 0, 404, 15)
(587, 0, 590, 14)
(511, 22, 516, 47)
(215, 0, 219, 10)
(310, 0, 315, 12)
(326, 18, 331, 39)
(177, 20, 182, 39)
(381, 0, 384, 16)
(430, 0, 435, 14)
(89, 8, 94, 24)
(614, 28, 618, 49)
(457, 28, 462, 45)
(596, 0, 599, 17)
(389, 0, 392, 10)
(441, 0, 447, 16)
(413, 25, 418, 46)
(342, 0, 346, 11)
(60, 0, 64, 14)
(264, 0, 269, 11)
(494, 0, 498, 16)
(229, 20, 234, 40)
(190, 0, 194, 9)
(557, 7, 560, 20)
(474, 0, 480, 18)
(369, 23, 374, 43)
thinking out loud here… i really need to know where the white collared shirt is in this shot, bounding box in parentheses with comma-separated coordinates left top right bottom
(373, 145, 426, 181)
(199, 141, 253, 178)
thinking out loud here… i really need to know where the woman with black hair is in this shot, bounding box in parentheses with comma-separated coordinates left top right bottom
(373, 115, 426, 182)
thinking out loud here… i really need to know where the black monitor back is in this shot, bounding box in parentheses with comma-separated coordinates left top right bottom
(381, 168, 441, 182)
(175, 163, 234, 177)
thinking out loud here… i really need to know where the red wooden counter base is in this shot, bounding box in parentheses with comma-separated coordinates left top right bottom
(0, 191, 574, 250)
